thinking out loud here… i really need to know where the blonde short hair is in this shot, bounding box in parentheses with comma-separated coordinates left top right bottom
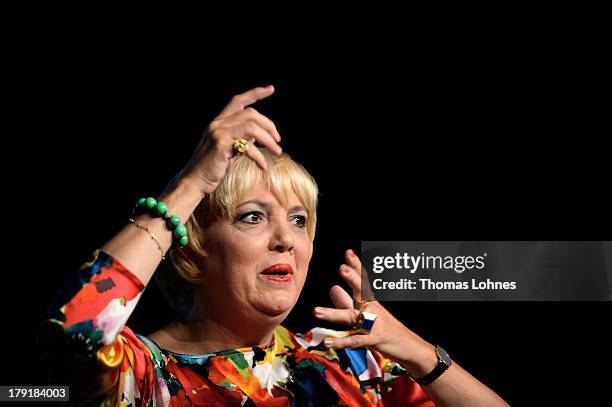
(155, 148, 318, 315)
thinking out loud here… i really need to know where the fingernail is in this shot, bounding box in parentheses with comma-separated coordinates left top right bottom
(324, 338, 334, 347)
(314, 307, 322, 315)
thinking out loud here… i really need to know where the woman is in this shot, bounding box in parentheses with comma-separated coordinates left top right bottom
(44, 85, 510, 406)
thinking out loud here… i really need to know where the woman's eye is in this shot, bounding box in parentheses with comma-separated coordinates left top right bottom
(290, 215, 307, 228)
(238, 211, 264, 224)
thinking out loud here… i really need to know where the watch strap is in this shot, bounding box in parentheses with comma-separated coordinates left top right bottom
(413, 346, 452, 385)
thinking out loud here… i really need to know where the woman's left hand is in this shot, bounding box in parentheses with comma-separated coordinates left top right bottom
(314, 249, 437, 377)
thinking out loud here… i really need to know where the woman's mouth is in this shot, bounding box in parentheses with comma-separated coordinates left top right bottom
(260, 263, 294, 283)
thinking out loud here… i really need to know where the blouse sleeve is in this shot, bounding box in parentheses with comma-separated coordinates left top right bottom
(372, 350, 436, 407)
(41, 249, 163, 405)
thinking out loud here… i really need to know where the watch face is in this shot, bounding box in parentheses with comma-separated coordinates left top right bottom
(436, 346, 452, 365)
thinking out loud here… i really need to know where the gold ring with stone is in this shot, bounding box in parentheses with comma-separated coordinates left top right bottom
(233, 138, 249, 154)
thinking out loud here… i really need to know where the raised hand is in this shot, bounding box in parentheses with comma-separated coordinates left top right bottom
(182, 85, 283, 195)
(314, 249, 437, 377)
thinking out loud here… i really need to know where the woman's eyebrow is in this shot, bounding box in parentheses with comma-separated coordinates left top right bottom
(288, 205, 307, 214)
(236, 200, 306, 214)
(236, 199, 271, 211)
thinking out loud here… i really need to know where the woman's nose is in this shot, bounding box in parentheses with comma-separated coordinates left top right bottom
(269, 220, 294, 254)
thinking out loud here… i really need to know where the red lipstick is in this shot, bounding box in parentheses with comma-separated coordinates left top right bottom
(260, 264, 294, 282)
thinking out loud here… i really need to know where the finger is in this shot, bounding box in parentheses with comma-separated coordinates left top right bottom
(339, 262, 362, 302)
(345, 249, 362, 271)
(344, 249, 376, 304)
(218, 85, 275, 118)
(239, 107, 281, 142)
(329, 285, 353, 309)
(323, 333, 376, 350)
(221, 108, 281, 143)
(240, 122, 282, 157)
(243, 140, 269, 172)
(314, 306, 360, 326)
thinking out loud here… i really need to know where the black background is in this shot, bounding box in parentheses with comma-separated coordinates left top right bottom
(3, 15, 611, 405)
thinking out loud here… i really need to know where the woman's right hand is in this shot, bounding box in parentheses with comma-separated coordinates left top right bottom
(181, 85, 283, 196)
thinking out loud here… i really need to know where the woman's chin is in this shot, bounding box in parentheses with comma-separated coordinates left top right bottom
(252, 294, 296, 318)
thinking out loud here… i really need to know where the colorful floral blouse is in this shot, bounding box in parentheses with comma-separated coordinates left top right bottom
(43, 250, 434, 406)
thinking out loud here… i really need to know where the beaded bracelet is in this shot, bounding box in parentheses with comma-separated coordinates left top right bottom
(132, 197, 189, 247)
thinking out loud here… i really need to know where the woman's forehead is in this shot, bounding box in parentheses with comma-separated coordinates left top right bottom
(241, 183, 303, 208)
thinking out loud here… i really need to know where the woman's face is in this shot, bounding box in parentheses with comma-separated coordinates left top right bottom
(198, 182, 313, 324)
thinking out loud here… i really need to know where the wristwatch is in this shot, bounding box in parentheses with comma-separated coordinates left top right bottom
(412, 345, 452, 385)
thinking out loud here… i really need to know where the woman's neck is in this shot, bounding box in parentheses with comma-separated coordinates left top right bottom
(157, 311, 279, 355)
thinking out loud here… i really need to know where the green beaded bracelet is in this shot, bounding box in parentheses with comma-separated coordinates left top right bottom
(133, 197, 189, 247)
